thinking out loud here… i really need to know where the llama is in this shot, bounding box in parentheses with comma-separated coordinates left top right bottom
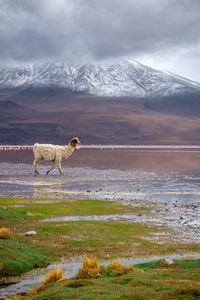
(33, 137, 80, 175)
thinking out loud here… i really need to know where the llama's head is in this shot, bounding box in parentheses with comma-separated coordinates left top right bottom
(70, 137, 80, 148)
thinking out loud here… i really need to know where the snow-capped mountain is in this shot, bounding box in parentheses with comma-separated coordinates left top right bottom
(0, 59, 200, 98)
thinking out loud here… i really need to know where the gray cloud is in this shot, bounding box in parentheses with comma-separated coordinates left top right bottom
(0, 0, 200, 80)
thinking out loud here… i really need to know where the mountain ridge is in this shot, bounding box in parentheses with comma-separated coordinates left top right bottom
(0, 59, 200, 98)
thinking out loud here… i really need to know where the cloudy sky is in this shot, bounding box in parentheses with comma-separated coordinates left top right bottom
(0, 0, 200, 81)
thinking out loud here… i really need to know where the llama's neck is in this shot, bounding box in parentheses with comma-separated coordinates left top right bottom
(62, 143, 75, 160)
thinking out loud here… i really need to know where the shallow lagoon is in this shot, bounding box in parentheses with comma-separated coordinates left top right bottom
(0, 148, 200, 204)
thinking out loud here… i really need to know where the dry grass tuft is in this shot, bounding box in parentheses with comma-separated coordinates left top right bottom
(42, 267, 64, 284)
(105, 260, 134, 276)
(0, 262, 3, 270)
(0, 227, 11, 239)
(78, 257, 101, 278)
(5, 296, 28, 300)
(27, 285, 42, 296)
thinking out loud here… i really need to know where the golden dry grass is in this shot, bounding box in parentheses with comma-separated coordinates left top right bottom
(0, 227, 11, 239)
(5, 296, 28, 300)
(0, 262, 2, 270)
(27, 285, 42, 296)
(42, 267, 64, 284)
(78, 257, 101, 278)
(105, 259, 134, 276)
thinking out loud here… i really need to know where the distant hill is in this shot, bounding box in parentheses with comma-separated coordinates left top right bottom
(0, 60, 200, 145)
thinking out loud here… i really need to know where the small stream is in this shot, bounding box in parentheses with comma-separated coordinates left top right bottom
(1, 253, 200, 299)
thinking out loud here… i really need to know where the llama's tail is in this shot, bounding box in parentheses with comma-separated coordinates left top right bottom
(33, 143, 39, 152)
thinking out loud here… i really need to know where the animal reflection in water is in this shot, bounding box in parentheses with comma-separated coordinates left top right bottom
(33, 137, 80, 175)
(32, 176, 66, 199)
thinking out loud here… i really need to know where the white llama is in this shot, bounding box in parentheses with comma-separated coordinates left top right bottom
(33, 137, 80, 175)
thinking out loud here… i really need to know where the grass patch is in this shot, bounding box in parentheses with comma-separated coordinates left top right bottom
(135, 261, 158, 270)
(172, 287, 200, 298)
(26, 259, 200, 300)
(0, 198, 36, 205)
(65, 279, 92, 288)
(35, 220, 200, 258)
(0, 199, 159, 279)
(102, 260, 134, 277)
(0, 209, 27, 225)
(1, 198, 200, 281)
(136, 259, 200, 270)
(36, 220, 158, 258)
(0, 199, 147, 221)
(0, 237, 47, 278)
(176, 259, 200, 269)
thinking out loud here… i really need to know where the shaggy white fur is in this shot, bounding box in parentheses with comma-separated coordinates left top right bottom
(33, 137, 80, 175)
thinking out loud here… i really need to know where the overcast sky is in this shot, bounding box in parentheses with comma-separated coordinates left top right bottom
(0, 0, 200, 81)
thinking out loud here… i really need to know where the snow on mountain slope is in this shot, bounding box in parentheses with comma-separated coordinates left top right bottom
(0, 59, 200, 98)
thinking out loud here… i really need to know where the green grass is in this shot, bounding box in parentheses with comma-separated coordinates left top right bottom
(176, 259, 200, 269)
(1, 198, 200, 280)
(136, 259, 200, 270)
(28, 259, 200, 300)
(34, 221, 200, 258)
(0, 199, 154, 278)
(0, 198, 37, 205)
(0, 208, 27, 224)
(35, 221, 159, 258)
(0, 237, 48, 278)
(0, 199, 147, 222)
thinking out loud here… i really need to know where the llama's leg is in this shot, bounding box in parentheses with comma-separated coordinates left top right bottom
(33, 159, 40, 174)
(47, 161, 56, 175)
(57, 162, 62, 175)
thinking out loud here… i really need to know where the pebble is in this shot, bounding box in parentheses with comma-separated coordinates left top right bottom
(25, 231, 37, 236)
(163, 258, 174, 265)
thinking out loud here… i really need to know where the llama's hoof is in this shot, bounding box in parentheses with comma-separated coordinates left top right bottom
(35, 171, 39, 175)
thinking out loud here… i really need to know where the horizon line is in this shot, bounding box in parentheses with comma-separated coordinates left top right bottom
(1, 144, 200, 151)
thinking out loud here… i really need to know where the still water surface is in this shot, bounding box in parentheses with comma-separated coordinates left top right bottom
(0, 148, 200, 204)
(1, 148, 200, 231)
